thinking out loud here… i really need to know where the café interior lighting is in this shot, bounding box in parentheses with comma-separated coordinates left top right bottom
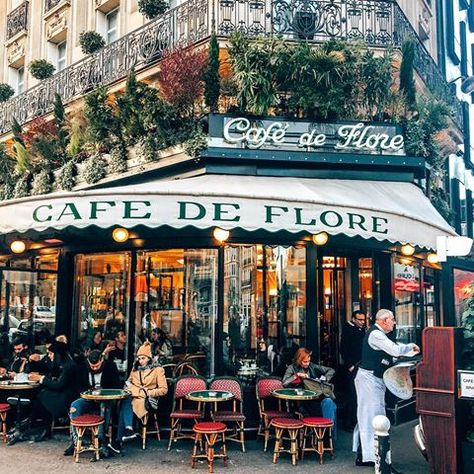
(400, 244, 415, 256)
(112, 227, 129, 243)
(10, 240, 26, 254)
(312, 231, 329, 245)
(213, 227, 230, 242)
(427, 253, 439, 264)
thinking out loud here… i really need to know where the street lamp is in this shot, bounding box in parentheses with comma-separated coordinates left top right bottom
(448, 75, 474, 94)
(436, 235, 473, 261)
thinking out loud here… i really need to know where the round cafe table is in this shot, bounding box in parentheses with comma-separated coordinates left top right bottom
(272, 388, 319, 401)
(0, 380, 40, 429)
(80, 389, 130, 443)
(186, 390, 234, 418)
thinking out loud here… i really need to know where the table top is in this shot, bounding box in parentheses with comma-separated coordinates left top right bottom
(186, 390, 234, 402)
(81, 388, 131, 401)
(272, 388, 319, 400)
(0, 380, 40, 390)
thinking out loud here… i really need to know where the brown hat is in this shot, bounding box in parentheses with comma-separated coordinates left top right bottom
(137, 341, 152, 359)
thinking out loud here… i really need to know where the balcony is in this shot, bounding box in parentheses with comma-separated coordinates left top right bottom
(6, 1, 28, 42)
(0, 0, 463, 136)
(45, 0, 65, 13)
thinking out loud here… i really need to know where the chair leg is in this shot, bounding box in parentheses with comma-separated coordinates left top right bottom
(239, 421, 245, 452)
(272, 427, 282, 464)
(142, 423, 147, 450)
(74, 426, 85, 463)
(289, 428, 299, 466)
(1, 413, 7, 443)
(264, 419, 270, 452)
(154, 413, 161, 441)
(221, 432, 228, 467)
(168, 418, 178, 450)
(91, 426, 100, 461)
(191, 432, 200, 468)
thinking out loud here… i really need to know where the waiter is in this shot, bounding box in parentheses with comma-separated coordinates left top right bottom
(352, 309, 420, 467)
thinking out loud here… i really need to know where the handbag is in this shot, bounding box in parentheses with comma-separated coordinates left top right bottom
(139, 372, 160, 413)
(303, 377, 336, 400)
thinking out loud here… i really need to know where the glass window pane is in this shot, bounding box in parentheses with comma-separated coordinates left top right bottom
(35, 252, 59, 271)
(73, 252, 131, 375)
(106, 9, 118, 43)
(134, 249, 218, 377)
(453, 268, 474, 325)
(224, 245, 306, 386)
(393, 257, 421, 343)
(358, 258, 373, 319)
(0, 270, 57, 356)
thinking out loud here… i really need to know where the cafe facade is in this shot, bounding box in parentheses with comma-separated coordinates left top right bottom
(0, 114, 456, 387)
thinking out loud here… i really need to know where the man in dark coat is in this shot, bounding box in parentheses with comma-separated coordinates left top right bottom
(340, 310, 367, 430)
(64, 350, 121, 457)
(6, 338, 30, 374)
(8, 341, 78, 445)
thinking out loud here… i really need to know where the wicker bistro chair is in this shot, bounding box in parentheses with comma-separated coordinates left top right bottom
(0, 403, 10, 443)
(191, 421, 228, 473)
(168, 375, 207, 450)
(70, 414, 104, 463)
(255, 377, 293, 452)
(300, 416, 334, 464)
(140, 410, 161, 449)
(210, 377, 246, 452)
(271, 417, 305, 466)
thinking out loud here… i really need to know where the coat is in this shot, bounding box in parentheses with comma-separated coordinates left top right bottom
(38, 357, 78, 418)
(77, 359, 122, 391)
(340, 321, 366, 369)
(126, 366, 168, 419)
(282, 362, 335, 387)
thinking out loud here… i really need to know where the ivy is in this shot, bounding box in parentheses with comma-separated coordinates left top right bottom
(12, 173, 30, 198)
(183, 128, 208, 158)
(136, 135, 157, 162)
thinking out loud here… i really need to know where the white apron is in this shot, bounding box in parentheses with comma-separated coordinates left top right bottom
(352, 367, 386, 462)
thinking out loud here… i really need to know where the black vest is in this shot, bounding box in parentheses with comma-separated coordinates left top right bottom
(360, 325, 393, 378)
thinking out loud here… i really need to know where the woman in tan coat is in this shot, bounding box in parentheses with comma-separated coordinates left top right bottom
(108, 341, 167, 454)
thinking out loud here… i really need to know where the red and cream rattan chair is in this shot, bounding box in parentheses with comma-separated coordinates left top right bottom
(191, 421, 228, 473)
(70, 414, 104, 463)
(271, 417, 304, 465)
(300, 416, 334, 464)
(255, 377, 292, 452)
(210, 376, 246, 452)
(0, 403, 10, 443)
(168, 375, 206, 450)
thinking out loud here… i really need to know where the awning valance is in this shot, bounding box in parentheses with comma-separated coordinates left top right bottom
(0, 175, 456, 249)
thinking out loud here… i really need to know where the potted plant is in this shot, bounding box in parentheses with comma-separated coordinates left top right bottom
(0, 83, 15, 102)
(138, 0, 168, 20)
(461, 284, 474, 473)
(28, 59, 55, 80)
(79, 31, 106, 55)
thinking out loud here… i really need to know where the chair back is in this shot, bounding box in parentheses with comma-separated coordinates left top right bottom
(173, 374, 207, 401)
(210, 376, 243, 413)
(256, 376, 284, 415)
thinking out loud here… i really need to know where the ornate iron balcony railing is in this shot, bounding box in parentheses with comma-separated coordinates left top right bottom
(0, 0, 463, 136)
(6, 1, 29, 41)
(45, 0, 64, 13)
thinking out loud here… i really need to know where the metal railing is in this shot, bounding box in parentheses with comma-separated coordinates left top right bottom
(0, 0, 463, 135)
(6, 1, 29, 41)
(44, 0, 65, 13)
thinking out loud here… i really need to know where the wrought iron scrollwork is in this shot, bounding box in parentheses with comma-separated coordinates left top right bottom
(6, 2, 28, 40)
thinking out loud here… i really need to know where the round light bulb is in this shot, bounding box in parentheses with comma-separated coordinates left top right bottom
(312, 232, 329, 246)
(427, 253, 439, 264)
(10, 240, 26, 254)
(112, 227, 129, 243)
(213, 227, 230, 242)
(400, 244, 415, 256)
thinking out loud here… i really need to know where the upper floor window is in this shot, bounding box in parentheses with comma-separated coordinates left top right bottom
(11, 0, 23, 9)
(106, 8, 119, 44)
(57, 41, 67, 71)
(17, 67, 24, 94)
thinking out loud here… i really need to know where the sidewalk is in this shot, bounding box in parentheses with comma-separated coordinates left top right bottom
(0, 420, 429, 474)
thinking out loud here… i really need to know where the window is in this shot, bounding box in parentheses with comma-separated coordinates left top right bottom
(57, 41, 67, 72)
(17, 67, 24, 94)
(453, 268, 474, 325)
(106, 9, 119, 44)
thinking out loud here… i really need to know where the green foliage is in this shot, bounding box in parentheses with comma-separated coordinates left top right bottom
(183, 128, 208, 158)
(108, 143, 128, 174)
(79, 31, 106, 55)
(400, 39, 416, 109)
(31, 170, 52, 195)
(430, 185, 455, 225)
(84, 86, 118, 144)
(0, 144, 15, 186)
(82, 153, 106, 184)
(28, 59, 55, 80)
(12, 141, 30, 174)
(1, 181, 14, 201)
(54, 93, 69, 154)
(12, 173, 29, 198)
(138, 0, 168, 19)
(204, 34, 220, 112)
(66, 112, 88, 158)
(136, 135, 157, 162)
(228, 34, 277, 115)
(56, 160, 77, 191)
(11, 117, 24, 145)
(0, 83, 15, 102)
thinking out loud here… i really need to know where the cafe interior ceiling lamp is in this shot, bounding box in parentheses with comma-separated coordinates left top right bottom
(213, 227, 230, 243)
(427, 253, 439, 264)
(400, 244, 416, 256)
(112, 227, 129, 243)
(10, 240, 26, 254)
(312, 231, 329, 245)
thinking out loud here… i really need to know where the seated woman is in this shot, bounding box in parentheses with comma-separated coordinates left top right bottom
(108, 341, 167, 454)
(8, 341, 78, 445)
(283, 347, 337, 437)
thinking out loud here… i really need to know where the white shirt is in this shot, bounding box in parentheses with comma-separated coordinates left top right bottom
(368, 323, 415, 357)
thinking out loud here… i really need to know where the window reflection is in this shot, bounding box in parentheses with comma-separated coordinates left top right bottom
(134, 249, 218, 377)
(223, 245, 306, 386)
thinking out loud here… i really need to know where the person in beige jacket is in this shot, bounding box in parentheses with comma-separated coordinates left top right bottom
(108, 341, 167, 454)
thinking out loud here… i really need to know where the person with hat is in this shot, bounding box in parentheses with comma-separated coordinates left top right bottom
(352, 309, 420, 468)
(108, 341, 167, 454)
(8, 341, 78, 445)
(63, 349, 122, 457)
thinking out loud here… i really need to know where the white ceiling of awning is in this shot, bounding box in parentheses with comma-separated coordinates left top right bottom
(0, 175, 456, 249)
